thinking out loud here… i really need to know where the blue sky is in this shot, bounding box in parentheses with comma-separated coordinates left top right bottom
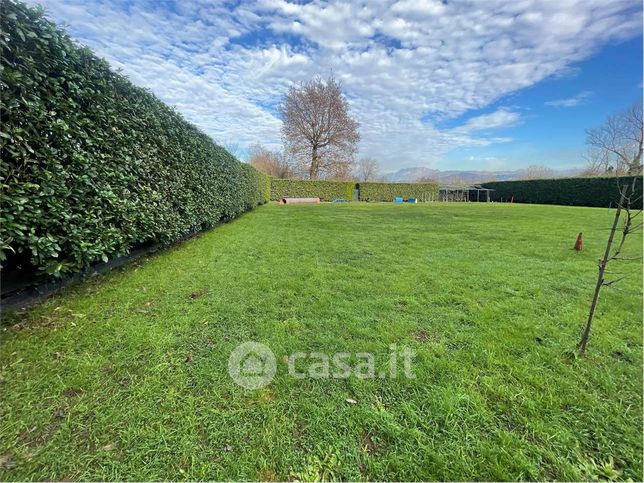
(30, 0, 643, 172)
(440, 37, 643, 171)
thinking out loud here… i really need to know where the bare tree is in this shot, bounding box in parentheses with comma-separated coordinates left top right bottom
(578, 165, 604, 178)
(356, 157, 379, 181)
(578, 177, 643, 355)
(279, 76, 360, 179)
(328, 160, 355, 181)
(222, 141, 243, 160)
(521, 165, 555, 180)
(248, 144, 292, 178)
(585, 100, 643, 176)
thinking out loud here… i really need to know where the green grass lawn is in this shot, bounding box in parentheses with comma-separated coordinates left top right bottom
(1, 202, 642, 481)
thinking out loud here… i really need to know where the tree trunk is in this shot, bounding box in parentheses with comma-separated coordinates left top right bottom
(578, 188, 626, 354)
(309, 145, 319, 179)
(629, 136, 643, 174)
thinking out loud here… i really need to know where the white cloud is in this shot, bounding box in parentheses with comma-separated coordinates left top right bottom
(453, 108, 522, 132)
(28, 0, 642, 170)
(545, 90, 594, 107)
(391, 0, 447, 17)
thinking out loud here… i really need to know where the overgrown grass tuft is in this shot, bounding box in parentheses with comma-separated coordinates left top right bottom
(1, 203, 642, 481)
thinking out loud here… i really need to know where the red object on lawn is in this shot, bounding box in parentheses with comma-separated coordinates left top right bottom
(574, 232, 583, 251)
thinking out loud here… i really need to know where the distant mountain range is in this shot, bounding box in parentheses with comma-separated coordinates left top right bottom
(382, 167, 582, 184)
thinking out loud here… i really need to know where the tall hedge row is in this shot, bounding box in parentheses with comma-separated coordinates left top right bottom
(358, 182, 440, 202)
(481, 176, 643, 208)
(270, 179, 354, 201)
(0, 1, 269, 276)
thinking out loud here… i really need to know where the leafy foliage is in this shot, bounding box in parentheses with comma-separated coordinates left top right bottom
(481, 176, 643, 208)
(269, 179, 355, 201)
(0, 0, 268, 275)
(358, 182, 439, 201)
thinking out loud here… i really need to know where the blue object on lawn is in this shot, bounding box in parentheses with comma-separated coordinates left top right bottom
(408, 198, 417, 203)
(394, 197, 403, 203)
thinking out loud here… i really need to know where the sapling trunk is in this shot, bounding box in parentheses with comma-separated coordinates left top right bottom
(577, 188, 626, 355)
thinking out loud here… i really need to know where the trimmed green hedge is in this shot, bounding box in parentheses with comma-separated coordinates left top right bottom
(0, 1, 269, 276)
(358, 182, 439, 202)
(270, 179, 354, 201)
(481, 176, 642, 208)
